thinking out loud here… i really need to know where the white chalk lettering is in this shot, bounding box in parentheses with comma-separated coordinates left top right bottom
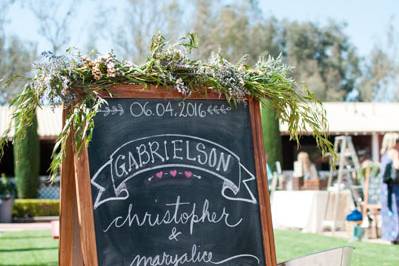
(196, 143, 208, 165)
(149, 141, 165, 163)
(103, 196, 242, 234)
(216, 152, 231, 172)
(128, 152, 140, 171)
(137, 144, 151, 167)
(208, 148, 217, 168)
(112, 138, 234, 178)
(129, 244, 259, 266)
(114, 155, 128, 177)
(171, 140, 183, 160)
(185, 141, 196, 162)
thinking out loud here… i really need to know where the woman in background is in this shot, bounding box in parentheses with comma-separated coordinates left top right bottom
(380, 133, 399, 244)
(296, 151, 318, 180)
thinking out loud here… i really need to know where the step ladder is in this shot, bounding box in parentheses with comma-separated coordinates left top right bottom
(324, 136, 362, 233)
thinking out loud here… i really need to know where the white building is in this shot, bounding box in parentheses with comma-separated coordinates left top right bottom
(280, 102, 399, 169)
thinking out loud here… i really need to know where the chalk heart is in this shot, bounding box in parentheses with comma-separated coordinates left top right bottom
(169, 170, 177, 177)
(184, 170, 193, 179)
(155, 171, 163, 179)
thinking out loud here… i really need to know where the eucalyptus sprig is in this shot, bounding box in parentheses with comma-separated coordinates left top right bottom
(0, 33, 334, 180)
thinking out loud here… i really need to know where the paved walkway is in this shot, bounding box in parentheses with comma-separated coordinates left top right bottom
(0, 222, 53, 232)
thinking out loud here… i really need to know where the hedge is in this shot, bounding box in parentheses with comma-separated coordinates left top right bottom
(13, 199, 59, 218)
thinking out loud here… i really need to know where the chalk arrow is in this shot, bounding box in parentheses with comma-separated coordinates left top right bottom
(99, 104, 124, 116)
(220, 104, 231, 114)
(207, 105, 213, 115)
(213, 105, 220, 114)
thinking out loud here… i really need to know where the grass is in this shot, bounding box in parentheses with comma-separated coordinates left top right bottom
(0, 230, 58, 266)
(275, 229, 399, 266)
(0, 229, 398, 265)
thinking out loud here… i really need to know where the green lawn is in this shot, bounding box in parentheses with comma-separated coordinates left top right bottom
(0, 230, 58, 266)
(0, 229, 398, 265)
(275, 229, 399, 266)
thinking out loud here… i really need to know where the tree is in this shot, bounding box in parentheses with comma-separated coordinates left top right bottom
(28, 0, 79, 53)
(190, 3, 362, 101)
(282, 20, 361, 101)
(0, 1, 37, 101)
(193, 2, 250, 62)
(192, 1, 281, 64)
(114, 0, 183, 62)
(13, 115, 40, 198)
(360, 21, 399, 101)
(261, 100, 282, 172)
(360, 49, 398, 101)
(0, 36, 37, 102)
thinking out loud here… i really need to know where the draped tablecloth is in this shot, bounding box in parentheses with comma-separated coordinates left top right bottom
(271, 190, 354, 233)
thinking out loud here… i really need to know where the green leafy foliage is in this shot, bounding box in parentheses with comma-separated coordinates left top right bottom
(0, 33, 334, 180)
(12, 199, 59, 218)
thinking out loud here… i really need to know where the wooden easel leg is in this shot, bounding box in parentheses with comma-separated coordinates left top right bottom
(73, 146, 98, 266)
(59, 110, 83, 266)
(250, 99, 277, 266)
(71, 180, 84, 265)
(59, 145, 84, 265)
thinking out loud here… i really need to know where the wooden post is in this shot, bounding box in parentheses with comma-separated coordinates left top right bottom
(371, 132, 379, 162)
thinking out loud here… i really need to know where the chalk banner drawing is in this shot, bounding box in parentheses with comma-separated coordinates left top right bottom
(88, 99, 266, 266)
(92, 134, 257, 209)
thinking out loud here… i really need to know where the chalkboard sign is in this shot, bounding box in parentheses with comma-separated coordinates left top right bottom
(363, 166, 381, 206)
(366, 175, 381, 205)
(59, 85, 276, 266)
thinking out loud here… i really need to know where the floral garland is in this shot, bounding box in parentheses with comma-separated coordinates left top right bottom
(0, 33, 333, 179)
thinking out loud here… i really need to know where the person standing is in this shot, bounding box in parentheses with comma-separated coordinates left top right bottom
(380, 133, 399, 244)
(295, 151, 318, 180)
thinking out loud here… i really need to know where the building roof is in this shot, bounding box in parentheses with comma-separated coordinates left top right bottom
(280, 102, 399, 135)
(0, 106, 62, 140)
(0, 102, 398, 139)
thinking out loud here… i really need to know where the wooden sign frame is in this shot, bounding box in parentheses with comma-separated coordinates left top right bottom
(59, 84, 277, 266)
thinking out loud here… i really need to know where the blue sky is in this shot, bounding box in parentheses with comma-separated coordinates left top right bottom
(4, 0, 399, 57)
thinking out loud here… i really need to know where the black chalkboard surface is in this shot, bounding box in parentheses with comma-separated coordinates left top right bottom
(88, 98, 267, 266)
(364, 167, 381, 205)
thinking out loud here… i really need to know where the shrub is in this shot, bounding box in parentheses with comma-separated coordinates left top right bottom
(261, 100, 283, 172)
(14, 113, 40, 198)
(13, 199, 59, 218)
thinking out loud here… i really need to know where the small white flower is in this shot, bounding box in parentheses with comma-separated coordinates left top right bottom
(175, 78, 190, 96)
(92, 63, 103, 80)
(107, 62, 116, 78)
